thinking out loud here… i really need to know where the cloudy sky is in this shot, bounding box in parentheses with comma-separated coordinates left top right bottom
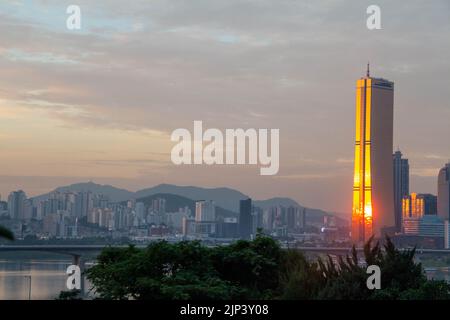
(0, 0, 449, 214)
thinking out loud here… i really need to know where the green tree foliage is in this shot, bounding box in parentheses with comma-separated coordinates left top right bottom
(56, 289, 82, 300)
(210, 234, 282, 298)
(87, 232, 283, 300)
(86, 234, 450, 300)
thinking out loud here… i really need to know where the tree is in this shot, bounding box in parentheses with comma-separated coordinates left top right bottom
(0, 225, 14, 240)
(282, 237, 450, 300)
(278, 249, 324, 299)
(87, 242, 241, 300)
(85, 234, 450, 300)
(87, 234, 284, 300)
(56, 289, 82, 300)
(210, 232, 283, 298)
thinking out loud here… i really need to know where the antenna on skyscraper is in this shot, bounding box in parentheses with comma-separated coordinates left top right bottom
(367, 62, 370, 77)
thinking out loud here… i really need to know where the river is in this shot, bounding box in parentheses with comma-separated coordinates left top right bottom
(0, 252, 93, 300)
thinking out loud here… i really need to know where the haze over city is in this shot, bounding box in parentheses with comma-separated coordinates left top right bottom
(0, 0, 449, 213)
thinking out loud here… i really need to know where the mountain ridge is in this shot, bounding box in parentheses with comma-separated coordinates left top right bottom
(31, 181, 347, 222)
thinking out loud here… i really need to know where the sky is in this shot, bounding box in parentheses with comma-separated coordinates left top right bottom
(0, 0, 449, 214)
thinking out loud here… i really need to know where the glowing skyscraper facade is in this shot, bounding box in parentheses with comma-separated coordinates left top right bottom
(352, 66, 395, 243)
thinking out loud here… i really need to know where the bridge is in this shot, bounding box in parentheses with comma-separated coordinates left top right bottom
(2, 244, 450, 255)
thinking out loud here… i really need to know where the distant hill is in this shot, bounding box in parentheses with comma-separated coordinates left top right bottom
(254, 197, 337, 225)
(135, 184, 249, 213)
(32, 181, 345, 223)
(253, 197, 301, 209)
(133, 193, 196, 213)
(132, 193, 238, 219)
(32, 181, 133, 202)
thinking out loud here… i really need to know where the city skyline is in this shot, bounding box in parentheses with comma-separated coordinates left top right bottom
(2, 1, 450, 305)
(1, 1, 450, 214)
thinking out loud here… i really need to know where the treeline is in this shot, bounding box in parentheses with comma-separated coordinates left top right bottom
(79, 233, 450, 300)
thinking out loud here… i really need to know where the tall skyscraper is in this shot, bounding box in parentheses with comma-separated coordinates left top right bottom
(352, 65, 395, 243)
(239, 198, 253, 239)
(438, 163, 450, 220)
(74, 191, 93, 217)
(8, 190, 27, 220)
(135, 202, 146, 221)
(286, 206, 306, 232)
(195, 200, 216, 222)
(152, 198, 166, 214)
(393, 150, 409, 232)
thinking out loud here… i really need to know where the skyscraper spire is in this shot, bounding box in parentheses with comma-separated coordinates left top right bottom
(367, 62, 370, 77)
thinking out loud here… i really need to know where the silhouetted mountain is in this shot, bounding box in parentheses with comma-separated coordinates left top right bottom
(32, 181, 133, 202)
(132, 193, 195, 213)
(32, 182, 345, 223)
(135, 184, 249, 213)
(133, 193, 237, 219)
(253, 197, 301, 209)
(254, 197, 335, 225)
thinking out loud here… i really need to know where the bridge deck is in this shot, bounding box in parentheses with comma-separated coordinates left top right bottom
(0, 245, 449, 254)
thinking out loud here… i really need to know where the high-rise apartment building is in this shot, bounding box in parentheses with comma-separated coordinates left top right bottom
(152, 198, 166, 214)
(438, 163, 450, 220)
(8, 190, 27, 220)
(195, 200, 216, 222)
(75, 191, 93, 217)
(393, 150, 409, 232)
(239, 198, 253, 239)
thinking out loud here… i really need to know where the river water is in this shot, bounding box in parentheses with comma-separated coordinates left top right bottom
(0, 252, 93, 300)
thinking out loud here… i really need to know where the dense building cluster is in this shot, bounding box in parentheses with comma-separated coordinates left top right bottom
(0, 191, 337, 244)
(394, 154, 450, 248)
(351, 70, 450, 249)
